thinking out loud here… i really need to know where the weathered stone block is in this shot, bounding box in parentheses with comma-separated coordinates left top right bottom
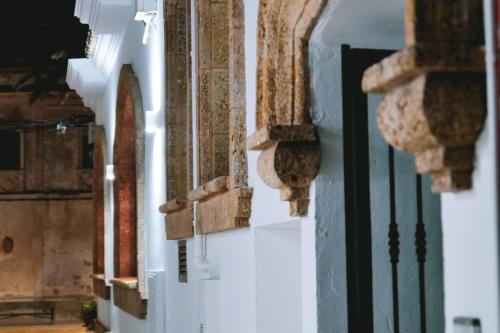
(196, 187, 253, 235)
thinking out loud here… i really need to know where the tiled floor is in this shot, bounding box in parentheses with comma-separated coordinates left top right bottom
(0, 325, 87, 333)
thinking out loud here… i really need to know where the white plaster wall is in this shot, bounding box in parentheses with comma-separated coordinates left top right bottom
(89, 0, 167, 332)
(255, 223, 302, 333)
(309, 1, 405, 332)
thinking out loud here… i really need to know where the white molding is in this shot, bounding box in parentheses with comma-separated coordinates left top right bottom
(67, 58, 107, 111)
(75, 0, 134, 34)
(69, 0, 130, 111)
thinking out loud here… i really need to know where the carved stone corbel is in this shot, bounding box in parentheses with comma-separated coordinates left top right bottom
(248, 126, 320, 216)
(248, 0, 326, 216)
(362, 0, 486, 192)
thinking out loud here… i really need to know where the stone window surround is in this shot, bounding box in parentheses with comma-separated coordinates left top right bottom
(161, 0, 253, 236)
(92, 125, 111, 300)
(247, 0, 325, 217)
(110, 65, 148, 319)
(188, 0, 253, 235)
(160, 0, 195, 241)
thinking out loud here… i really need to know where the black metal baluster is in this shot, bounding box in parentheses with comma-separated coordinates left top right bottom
(416, 175, 427, 333)
(388, 147, 400, 333)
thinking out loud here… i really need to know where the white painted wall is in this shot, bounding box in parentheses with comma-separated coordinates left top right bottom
(309, 1, 405, 332)
(256, 222, 302, 333)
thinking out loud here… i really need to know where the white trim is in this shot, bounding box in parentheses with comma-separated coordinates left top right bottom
(68, 0, 128, 111)
(75, 0, 134, 34)
(67, 58, 107, 111)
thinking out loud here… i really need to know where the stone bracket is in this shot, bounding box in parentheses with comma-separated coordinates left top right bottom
(248, 125, 320, 216)
(361, 0, 486, 192)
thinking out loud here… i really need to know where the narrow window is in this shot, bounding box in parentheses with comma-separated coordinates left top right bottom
(0, 132, 21, 170)
(82, 133, 94, 169)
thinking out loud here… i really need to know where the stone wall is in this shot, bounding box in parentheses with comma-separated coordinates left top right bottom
(0, 109, 94, 324)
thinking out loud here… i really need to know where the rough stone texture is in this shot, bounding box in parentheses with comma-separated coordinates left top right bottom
(165, 207, 193, 240)
(163, 0, 194, 240)
(0, 89, 94, 324)
(0, 200, 93, 324)
(0, 125, 93, 194)
(196, 188, 253, 235)
(249, 0, 326, 216)
(111, 279, 147, 320)
(113, 65, 147, 300)
(362, 0, 486, 192)
(188, 0, 252, 233)
(94, 319, 110, 333)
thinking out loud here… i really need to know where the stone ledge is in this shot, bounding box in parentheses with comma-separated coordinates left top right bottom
(362, 45, 484, 93)
(247, 125, 318, 150)
(110, 277, 138, 289)
(159, 198, 187, 214)
(196, 187, 253, 235)
(188, 176, 228, 202)
(111, 278, 147, 320)
(91, 274, 110, 300)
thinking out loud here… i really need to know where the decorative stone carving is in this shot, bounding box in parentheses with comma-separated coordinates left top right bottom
(247, 0, 326, 216)
(161, 0, 194, 240)
(113, 65, 148, 307)
(362, 0, 486, 192)
(188, 0, 253, 234)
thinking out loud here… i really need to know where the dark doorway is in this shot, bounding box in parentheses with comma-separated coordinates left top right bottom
(341, 45, 445, 333)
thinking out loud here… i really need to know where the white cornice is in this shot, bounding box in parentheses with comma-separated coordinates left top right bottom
(68, 0, 158, 111)
(75, 0, 134, 34)
(66, 58, 107, 111)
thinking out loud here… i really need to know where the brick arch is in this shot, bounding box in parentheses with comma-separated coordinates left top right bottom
(93, 125, 107, 276)
(92, 125, 111, 299)
(113, 65, 147, 299)
(248, 0, 326, 216)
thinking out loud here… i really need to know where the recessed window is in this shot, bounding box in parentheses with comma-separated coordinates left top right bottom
(81, 133, 94, 169)
(0, 132, 21, 171)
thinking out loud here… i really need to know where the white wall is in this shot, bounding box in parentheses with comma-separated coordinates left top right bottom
(309, 1, 405, 332)
(256, 223, 302, 333)
(89, 1, 166, 332)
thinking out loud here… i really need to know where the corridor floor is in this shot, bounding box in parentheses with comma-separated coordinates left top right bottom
(0, 325, 87, 333)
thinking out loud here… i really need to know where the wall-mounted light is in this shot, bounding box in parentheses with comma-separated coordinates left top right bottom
(135, 11, 157, 45)
(56, 122, 68, 135)
(145, 110, 160, 134)
(105, 164, 115, 181)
